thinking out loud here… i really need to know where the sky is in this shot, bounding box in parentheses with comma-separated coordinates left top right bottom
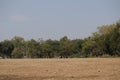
(0, 0, 120, 41)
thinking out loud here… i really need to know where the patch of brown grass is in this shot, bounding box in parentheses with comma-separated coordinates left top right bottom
(0, 58, 120, 80)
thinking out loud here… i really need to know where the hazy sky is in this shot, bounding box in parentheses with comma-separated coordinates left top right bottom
(0, 0, 120, 41)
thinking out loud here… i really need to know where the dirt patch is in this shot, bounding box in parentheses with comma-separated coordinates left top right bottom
(0, 58, 120, 80)
(0, 75, 100, 80)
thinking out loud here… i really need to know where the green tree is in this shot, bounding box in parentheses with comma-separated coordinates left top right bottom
(59, 36, 73, 58)
(70, 39, 84, 57)
(26, 39, 41, 58)
(11, 36, 25, 58)
(0, 40, 14, 58)
(45, 39, 60, 57)
(12, 48, 23, 58)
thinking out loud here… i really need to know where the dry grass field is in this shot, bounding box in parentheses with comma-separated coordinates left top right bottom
(0, 58, 120, 80)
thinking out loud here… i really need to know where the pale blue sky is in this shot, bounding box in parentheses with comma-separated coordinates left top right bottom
(0, 0, 120, 41)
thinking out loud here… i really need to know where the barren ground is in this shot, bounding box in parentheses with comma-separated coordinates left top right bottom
(0, 58, 120, 80)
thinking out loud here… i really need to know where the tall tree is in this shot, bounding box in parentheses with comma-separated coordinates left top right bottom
(11, 36, 25, 58)
(59, 36, 73, 58)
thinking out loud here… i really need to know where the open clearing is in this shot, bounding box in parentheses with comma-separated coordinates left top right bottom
(0, 58, 120, 80)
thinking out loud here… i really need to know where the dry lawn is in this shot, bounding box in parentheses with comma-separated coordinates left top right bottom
(0, 58, 120, 80)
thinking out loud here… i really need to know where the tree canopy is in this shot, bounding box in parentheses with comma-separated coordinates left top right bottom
(0, 20, 120, 58)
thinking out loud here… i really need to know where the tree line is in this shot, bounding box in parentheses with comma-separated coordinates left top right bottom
(0, 21, 120, 58)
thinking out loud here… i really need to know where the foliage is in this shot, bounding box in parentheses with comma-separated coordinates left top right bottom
(0, 20, 120, 58)
(0, 40, 14, 58)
